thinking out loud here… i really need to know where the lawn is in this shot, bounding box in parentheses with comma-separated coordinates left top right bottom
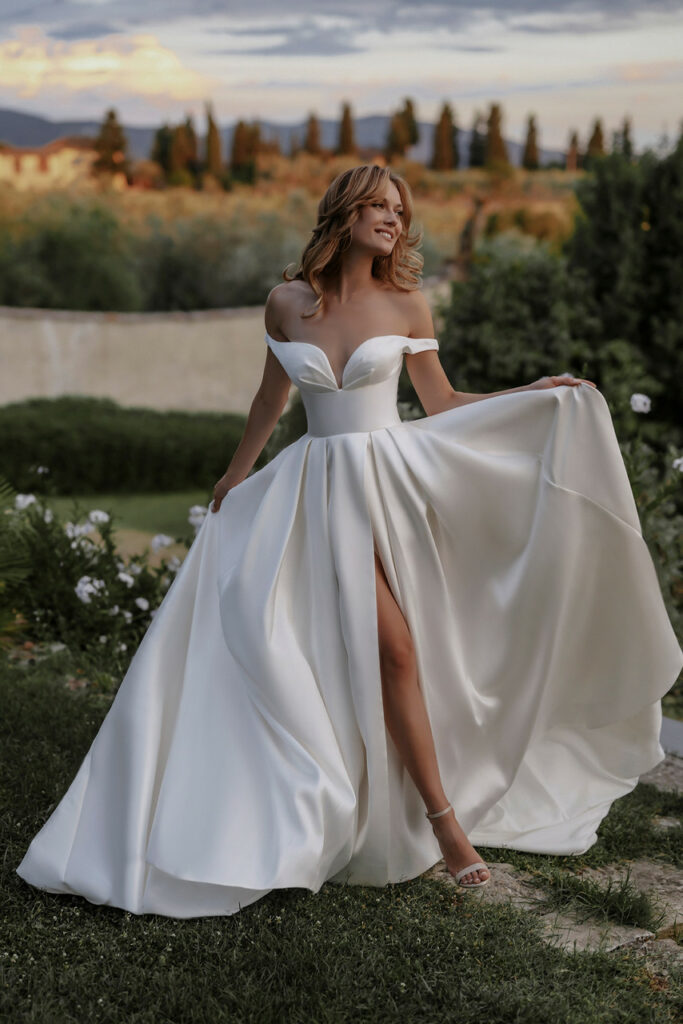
(2, 653, 681, 1024)
(44, 490, 211, 539)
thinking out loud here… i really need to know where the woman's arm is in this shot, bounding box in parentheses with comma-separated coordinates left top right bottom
(211, 290, 292, 512)
(404, 292, 596, 418)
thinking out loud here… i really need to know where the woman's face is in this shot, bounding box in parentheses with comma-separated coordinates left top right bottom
(351, 180, 403, 255)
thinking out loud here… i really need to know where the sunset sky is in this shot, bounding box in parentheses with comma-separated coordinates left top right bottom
(0, 1, 682, 150)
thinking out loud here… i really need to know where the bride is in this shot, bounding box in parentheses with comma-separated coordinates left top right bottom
(16, 164, 683, 919)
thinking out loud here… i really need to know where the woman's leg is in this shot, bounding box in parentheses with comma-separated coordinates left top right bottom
(374, 550, 489, 884)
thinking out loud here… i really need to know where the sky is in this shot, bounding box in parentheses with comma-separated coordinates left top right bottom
(0, 1, 682, 150)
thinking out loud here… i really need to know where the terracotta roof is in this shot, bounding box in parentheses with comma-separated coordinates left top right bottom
(0, 135, 96, 156)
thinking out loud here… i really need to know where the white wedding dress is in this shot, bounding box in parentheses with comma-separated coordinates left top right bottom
(16, 332, 683, 919)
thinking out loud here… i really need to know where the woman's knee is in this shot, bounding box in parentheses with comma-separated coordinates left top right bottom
(378, 630, 416, 678)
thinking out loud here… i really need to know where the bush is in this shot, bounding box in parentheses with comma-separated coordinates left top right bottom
(0, 396, 254, 494)
(0, 199, 144, 311)
(2, 488, 199, 673)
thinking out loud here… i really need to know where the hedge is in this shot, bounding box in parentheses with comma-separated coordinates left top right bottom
(0, 396, 253, 494)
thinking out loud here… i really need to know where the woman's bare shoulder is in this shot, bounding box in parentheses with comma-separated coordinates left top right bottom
(265, 280, 316, 340)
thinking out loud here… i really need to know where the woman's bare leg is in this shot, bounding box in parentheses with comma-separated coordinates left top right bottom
(374, 550, 490, 885)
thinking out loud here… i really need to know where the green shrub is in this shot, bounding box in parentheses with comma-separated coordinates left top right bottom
(0, 199, 143, 311)
(3, 491, 190, 671)
(0, 396, 254, 494)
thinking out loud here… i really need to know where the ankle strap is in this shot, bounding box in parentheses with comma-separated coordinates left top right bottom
(425, 803, 452, 820)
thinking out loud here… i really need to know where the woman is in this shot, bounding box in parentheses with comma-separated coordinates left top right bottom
(16, 165, 683, 918)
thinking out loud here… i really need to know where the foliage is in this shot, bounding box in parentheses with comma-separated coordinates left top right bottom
(92, 107, 130, 178)
(0, 199, 143, 311)
(2, 493, 192, 669)
(566, 138, 683, 443)
(0, 397, 253, 495)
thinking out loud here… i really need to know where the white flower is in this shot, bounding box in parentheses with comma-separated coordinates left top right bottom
(15, 494, 36, 510)
(673, 456, 683, 472)
(118, 642, 127, 652)
(122, 609, 133, 624)
(36, 465, 49, 475)
(115, 559, 126, 571)
(88, 509, 110, 524)
(65, 521, 94, 539)
(129, 563, 143, 576)
(99, 635, 108, 644)
(188, 504, 208, 531)
(117, 571, 135, 588)
(74, 575, 106, 604)
(108, 605, 120, 616)
(43, 508, 53, 523)
(134, 597, 149, 611)
(630, 392, 651, 413)
(168, 556, 181, 573)
(151, 533, 174, 553)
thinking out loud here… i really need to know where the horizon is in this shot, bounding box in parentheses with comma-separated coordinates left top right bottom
(1, 1, 682, 151)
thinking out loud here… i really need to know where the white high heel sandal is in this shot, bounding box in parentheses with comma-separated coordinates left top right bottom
(426, 803, 491, 889)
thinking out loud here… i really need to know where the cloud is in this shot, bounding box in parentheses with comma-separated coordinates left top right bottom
(0, 26, 214, 103)
(48, 22, 123, 41)
(206, 23, 364, 57)
(2, 1, 683, 50)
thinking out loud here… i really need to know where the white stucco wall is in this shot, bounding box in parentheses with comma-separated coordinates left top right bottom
(0, 305, 272, 413)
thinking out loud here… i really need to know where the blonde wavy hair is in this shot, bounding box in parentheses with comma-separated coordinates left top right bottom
(282, 164, 424, 321)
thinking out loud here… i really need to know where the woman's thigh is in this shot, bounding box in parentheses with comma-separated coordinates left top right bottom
(374, 549, 415, 676)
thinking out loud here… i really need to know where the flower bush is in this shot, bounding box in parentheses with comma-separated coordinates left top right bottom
(2, 490, 190, 673)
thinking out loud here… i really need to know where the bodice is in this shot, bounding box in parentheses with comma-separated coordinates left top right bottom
(265, 333, 439, 437)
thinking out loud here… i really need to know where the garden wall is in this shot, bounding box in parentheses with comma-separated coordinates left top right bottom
(0, 304, 272, 414)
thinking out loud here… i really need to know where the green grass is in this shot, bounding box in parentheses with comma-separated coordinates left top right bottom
(42, 490, 211, 538)
(1, 654, 681, 1023)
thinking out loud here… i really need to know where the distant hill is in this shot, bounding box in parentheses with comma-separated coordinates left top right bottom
(0, 106, 565, 168)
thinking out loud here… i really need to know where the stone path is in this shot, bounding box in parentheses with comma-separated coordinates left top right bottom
(428, 750, 683, 984)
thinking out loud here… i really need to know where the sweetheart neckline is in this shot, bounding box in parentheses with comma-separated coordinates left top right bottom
(264, 332, 437, 390)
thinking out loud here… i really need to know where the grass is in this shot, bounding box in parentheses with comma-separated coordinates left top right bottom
(1, 653, 682, 1023)
(42, 490, 210, 538)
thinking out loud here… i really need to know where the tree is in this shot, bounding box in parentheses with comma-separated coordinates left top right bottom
(522, 114, 539, 170)
(93, 108, 130, 177)
(485, 103, 509, 168)
(566, 130, 580, 172)
(584, 118, 606, 168)
(399, 98, 419, 147)
(205, 101, 222, 176)
(431, 102, 459, 170)
(303, 113, 322, 155)
(151, 124, 173, 176)
(468, 111, 486, 168)
(337, 102, 357, 155)
(612, 116, 634, 159)
(230, 119, 258, 183)
(385, 111, 410, 162)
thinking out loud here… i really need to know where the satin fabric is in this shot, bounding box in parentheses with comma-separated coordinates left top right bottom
(16, 333, 683, 918)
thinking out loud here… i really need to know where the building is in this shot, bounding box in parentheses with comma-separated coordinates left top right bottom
(0, 136, 126, 190)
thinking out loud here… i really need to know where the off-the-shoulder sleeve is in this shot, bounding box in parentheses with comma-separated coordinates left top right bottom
(402, 337, 439, 355)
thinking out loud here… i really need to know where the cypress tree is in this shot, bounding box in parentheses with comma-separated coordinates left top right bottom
(304, 113, 322, 154)
(431, 102, 459, 170)
(151, 123, 173, 176)
(93, 108, 129, 176)
(205, 101, 222, 176)
(468, 111, 486, 168)
(400, 98, 419, 147)
(385, 112, 410, 161)
(522, 114, 539, 170)
(230, 120, 250, 167)
(585, 118, 606, 168)
(485, 103, 509, 168)
(566, 130, 580, 171)
(337, 102, 356, 155)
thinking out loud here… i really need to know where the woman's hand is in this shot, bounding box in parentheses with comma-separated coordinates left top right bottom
(211, 472, 239, 513)
(528, 374, 597, 390)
